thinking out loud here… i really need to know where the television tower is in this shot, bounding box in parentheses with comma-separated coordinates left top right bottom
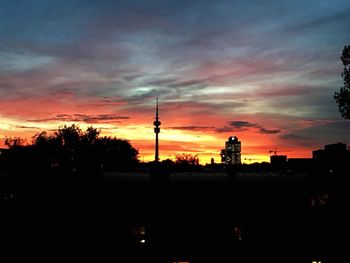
(153, 97, 161, 162)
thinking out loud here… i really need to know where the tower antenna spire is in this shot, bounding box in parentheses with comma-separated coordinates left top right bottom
(153, 97, 161, 162)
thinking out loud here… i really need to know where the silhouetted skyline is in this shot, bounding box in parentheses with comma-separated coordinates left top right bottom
(1, 1, 350, 164)
(0, 127, 346, 263)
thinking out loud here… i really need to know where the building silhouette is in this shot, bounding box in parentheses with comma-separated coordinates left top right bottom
(1, 140, 341, 262)
(313, 142, 348, 161)
(287, 158, 313, 172)
(153, 98, 161, 162)
(270, 155, 287, 169)
(220, 136, 241, 165)
(313, 142, 350, 172)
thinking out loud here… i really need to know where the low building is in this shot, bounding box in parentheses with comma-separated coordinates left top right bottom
(287, 158, 313, 172)
(270, 155, 287, 169)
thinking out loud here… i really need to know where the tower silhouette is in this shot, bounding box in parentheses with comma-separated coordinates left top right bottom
(153, 97, 161, 162)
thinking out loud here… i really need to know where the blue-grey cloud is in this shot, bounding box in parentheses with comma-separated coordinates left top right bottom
(286, 9, 350, 33)
(279, 119, 350, 148)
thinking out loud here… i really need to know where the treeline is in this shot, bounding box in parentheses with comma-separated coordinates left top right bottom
(0, 124, 139, 175)
(0, 125, 206, 177)
(0, 124, 292, 177)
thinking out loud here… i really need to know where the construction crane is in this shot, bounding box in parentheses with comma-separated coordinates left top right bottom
(269, 148, 290, 155)
(269, 148, 278, 155)
(269, 148, 279, 155)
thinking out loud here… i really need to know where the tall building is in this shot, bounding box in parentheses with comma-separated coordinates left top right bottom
(221, 136, 241, 165)
(153, 98, 161, 162)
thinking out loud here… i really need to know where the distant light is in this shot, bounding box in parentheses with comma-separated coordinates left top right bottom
(312, 261, 321, 263)
(233, 226, 244, 240)
(140, 239, 146, 243)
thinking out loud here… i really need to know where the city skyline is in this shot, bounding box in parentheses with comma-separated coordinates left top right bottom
(1, 1, 350, 163)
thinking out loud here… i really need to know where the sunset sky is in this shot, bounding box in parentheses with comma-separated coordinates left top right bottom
(1, 0, 350, 164)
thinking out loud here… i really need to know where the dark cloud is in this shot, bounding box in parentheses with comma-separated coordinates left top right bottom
(167, 126, 215, 131)
(229, 121, 260, 129)
(14, 125, 41, 130)
(27, 114, 129, 124)
(215, 126, 234, 133)
(167, 78, 208, 88)
(74, 96, 128, 109)
(216, 120, 281, 135)
(146, 77, 180, 86)
(280, 134, 308, 141)
(259, 128, 281, 134)
(279, 119, 350, 148)
(123, 73, 145, 82)
(278, 133, 314, 148)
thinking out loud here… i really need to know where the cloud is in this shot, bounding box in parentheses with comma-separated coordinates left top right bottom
(167, 78, 208, 88)
(229, 121, 260, 129)
(27, 114, 129, 124)
(258, 128, 281, 134)
(279, 119, 350, 148)
(280, 134, 308, 141)
(254, 85, 326, 98)
(278, 133, 314, 148)
(215, 126, 234, 133)
(167, 126, 215, 131)
(216, 120, 281, 134)
(14, 125, 41, 130)
(286, 9, 350, 33)
(146, 77, 182, 86)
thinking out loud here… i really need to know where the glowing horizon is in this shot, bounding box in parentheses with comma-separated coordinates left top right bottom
(1, 1, 350, 164)
(0, 112, 315, 165)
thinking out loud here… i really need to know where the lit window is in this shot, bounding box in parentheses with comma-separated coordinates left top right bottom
(233, 225, 244, 241)
(131, 225, 145, 235)
(131, 225, 147, 246)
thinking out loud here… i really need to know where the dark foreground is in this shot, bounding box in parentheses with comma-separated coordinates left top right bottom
(0, 173, 345, 262)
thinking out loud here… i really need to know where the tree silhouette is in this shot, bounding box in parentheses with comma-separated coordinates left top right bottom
(334, 45, 350, 119)
(175, 153, 200, 166)
(175, 153, 200, 170)
(4, 137, 26, 148)
(3, 124, 139, 175)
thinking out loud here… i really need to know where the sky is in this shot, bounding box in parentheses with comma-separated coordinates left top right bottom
(1, 0, 350, 164)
